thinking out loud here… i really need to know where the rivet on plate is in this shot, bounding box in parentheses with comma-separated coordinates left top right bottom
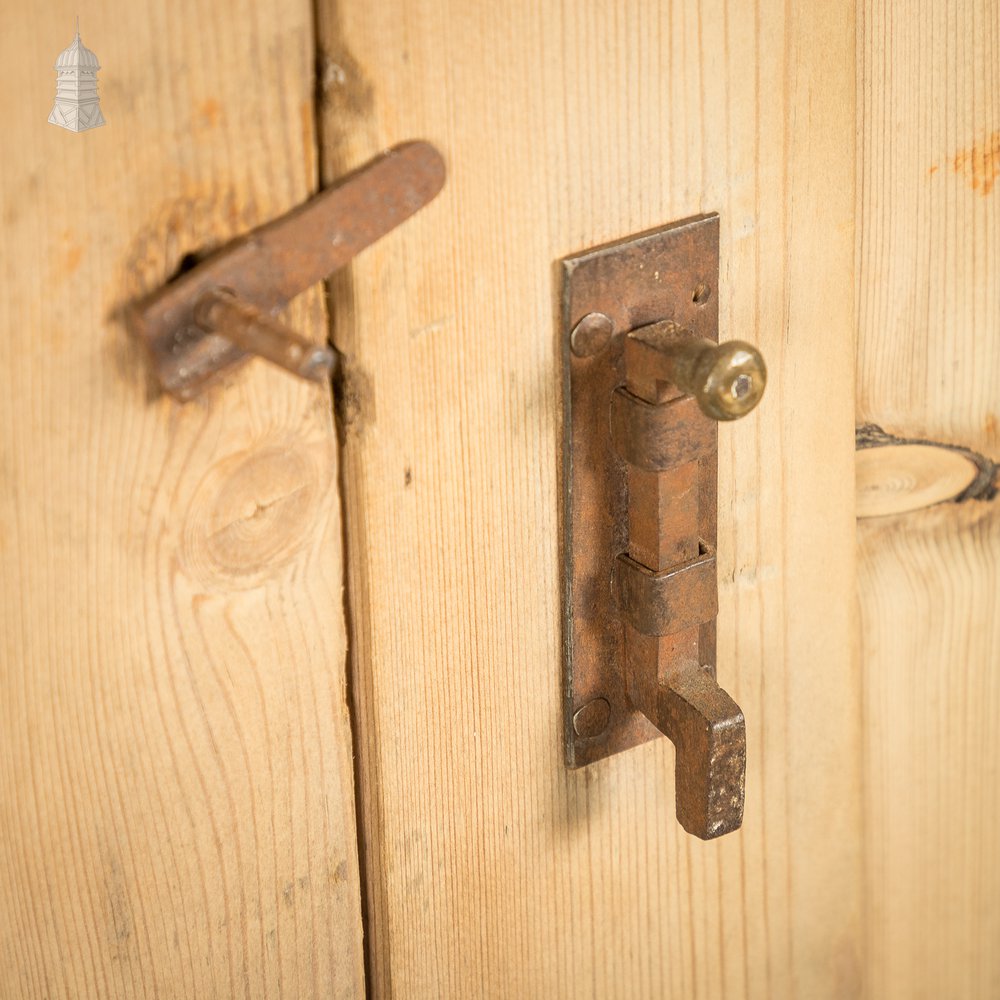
(573, 697, 611, 739)
(570, 312, 614, 358)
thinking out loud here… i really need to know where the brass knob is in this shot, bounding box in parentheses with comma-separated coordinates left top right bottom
(629, 322, 767, 421)
(682, 338, 766, 420)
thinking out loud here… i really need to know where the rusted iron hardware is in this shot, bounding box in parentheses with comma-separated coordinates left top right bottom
(561, 214, 766, 839)
(129, 141, 446, 400)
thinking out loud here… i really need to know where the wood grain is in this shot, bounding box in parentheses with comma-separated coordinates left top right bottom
(857, 1, 1000, 996)
(858, 0, 1000, 451)
(857, 505, 1000, 1000)
(319, 1, 862, 996)
(0, 2, 364, 997)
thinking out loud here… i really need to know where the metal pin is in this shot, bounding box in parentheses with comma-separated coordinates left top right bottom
(193, 287, 336, 384)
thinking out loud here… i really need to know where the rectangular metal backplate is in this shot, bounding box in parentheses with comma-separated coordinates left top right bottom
(561, 214, 720, 767)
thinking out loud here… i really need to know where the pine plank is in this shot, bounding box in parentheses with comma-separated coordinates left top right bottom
(0, 3, 364, 997)
(857, 1, 1000, 996)
(318, 1, 862, 996)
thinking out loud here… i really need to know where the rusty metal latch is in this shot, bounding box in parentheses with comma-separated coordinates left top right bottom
(129, 141, 446, 400)
(561, 214, 766, 840)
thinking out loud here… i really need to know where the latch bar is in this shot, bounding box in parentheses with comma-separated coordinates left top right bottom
(129, 140, 445, 400)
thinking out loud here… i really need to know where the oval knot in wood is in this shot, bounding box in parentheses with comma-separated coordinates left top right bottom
(182, 444, 321, 587)
(856, 444, 978, 518)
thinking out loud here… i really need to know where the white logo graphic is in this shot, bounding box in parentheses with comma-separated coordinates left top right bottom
(48, 19, 106, 133)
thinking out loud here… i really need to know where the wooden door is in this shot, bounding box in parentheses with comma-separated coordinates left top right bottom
(857, 3, 1000, 997)
(4, 1, 998, 997)
(320, 2, 862, 998)
(0, 3, 364, 997)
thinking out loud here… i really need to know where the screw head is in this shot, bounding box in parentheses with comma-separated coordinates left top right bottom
(731, 372, 753, 400)
(570, 312, 614, 358)
(573, 697, 611, 739)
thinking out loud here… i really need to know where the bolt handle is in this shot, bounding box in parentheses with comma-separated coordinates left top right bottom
(629, 321, 767, 421)
(660, 665, 746, 839)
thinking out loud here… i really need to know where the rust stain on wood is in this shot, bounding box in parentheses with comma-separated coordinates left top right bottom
(983, 412, 1000, 454)
(951, 131, 1000, 196)
(122, 188, 257, 299)
(196, 97, 223, 127)
(54, 229, 84, 277)
(63, 244, 83, 274)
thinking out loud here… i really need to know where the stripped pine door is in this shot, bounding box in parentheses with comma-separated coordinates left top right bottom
(0, 2, 364, 997)
(857, 2, 1000, 998)
(4, 0, 998, 997)
(319, 1, 862, 997)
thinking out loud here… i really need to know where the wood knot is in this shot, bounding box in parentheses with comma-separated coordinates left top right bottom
(855, 424, 998, 518)
(182, 443, 323, 588)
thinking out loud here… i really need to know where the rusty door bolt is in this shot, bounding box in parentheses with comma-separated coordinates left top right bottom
(562, 213, 767, 840)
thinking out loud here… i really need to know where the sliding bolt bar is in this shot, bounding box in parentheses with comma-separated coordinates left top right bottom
(193, 288, 336, 384)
